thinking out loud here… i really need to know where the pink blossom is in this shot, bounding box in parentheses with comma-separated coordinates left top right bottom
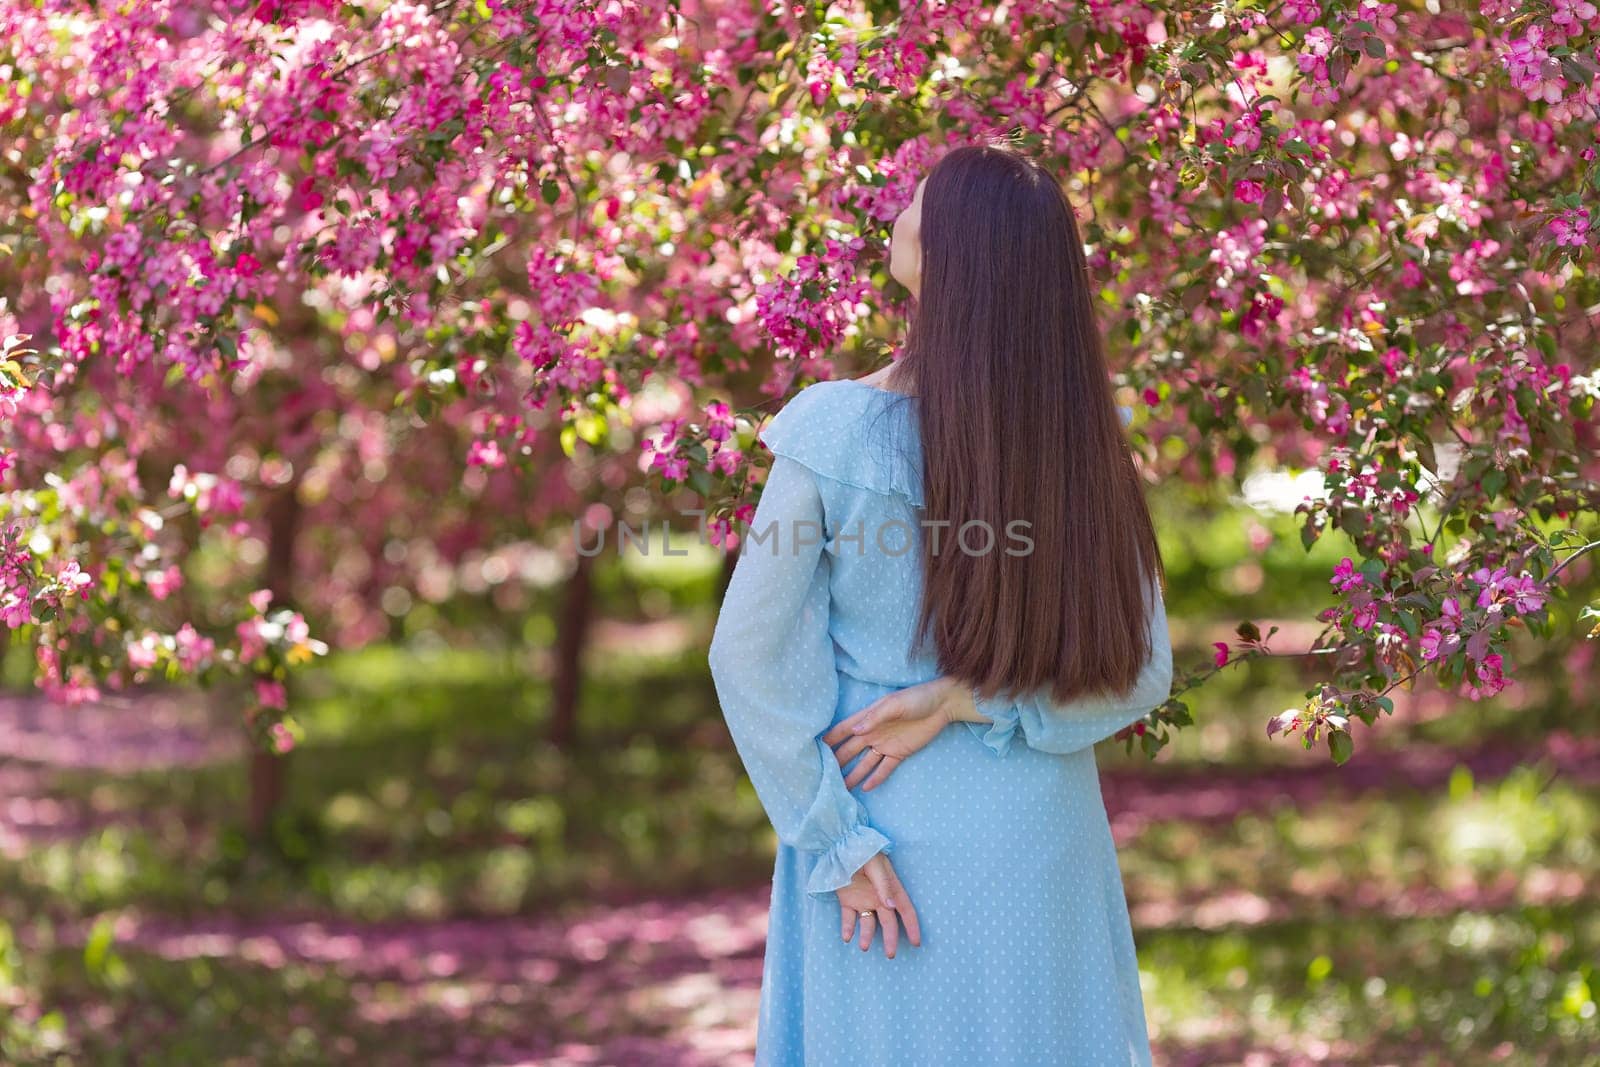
(1285, 0, 1322, 23)
(705, 400, 735, 443)
(1501, 26, 1567, 105)
(1420, 625, 1460, 662)
(145, 564, 183, 601)
(1331, 557, 1365, 592)
(467, 439, 507, 469)
(237, 618, 267, 662)
(1550, 208, 1592, 248)
(255, 677, 288, 710)
(1463, 653, 1507, 700)
(1350, 0, 1398, 35)
(57, 559, 94, 600)
(127, 633, 161, 670)
(173, 622, 216, 673)
(1551, 0, 1599, 33)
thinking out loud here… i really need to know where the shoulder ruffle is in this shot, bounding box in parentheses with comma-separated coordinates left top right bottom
(757, 380, 924, 508)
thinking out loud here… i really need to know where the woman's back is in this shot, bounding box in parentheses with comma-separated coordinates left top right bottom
(710, 374, 1169, 1065)
(753, 375, 1173, 758)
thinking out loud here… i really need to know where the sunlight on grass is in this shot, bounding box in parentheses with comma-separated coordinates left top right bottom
(1439, 765, 1598, 873)
(1140, 908, 1599, 1061)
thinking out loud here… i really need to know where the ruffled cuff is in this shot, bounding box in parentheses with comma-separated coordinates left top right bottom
(966, 688, 1022, 757)
(805, 822, 893, 898)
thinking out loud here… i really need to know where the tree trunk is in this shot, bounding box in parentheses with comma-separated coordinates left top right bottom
(248, 477, 303, 838)
(548, 548, 595, 749)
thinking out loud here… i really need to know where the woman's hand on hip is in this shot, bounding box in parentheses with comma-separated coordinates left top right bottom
(836, 853, 921, 958)
(823, 676, 962, 790)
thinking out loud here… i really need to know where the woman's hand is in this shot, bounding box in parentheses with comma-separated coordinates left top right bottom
(836, 853, 921, 958)
(823, 676, 965, 790)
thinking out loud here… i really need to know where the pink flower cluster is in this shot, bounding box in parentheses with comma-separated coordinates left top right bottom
(167, 465, 247, 518)
(1296, 28, 1342, 106)
(755, 237, 873, 361)
(1550, 207, 1592, 248)
(702, 400, 742, 476)
(0, 529, 32, 629)
(1500, 9, 1600, 121)
(1413, 564, 1545, 702)
(643, 417, 690, 483)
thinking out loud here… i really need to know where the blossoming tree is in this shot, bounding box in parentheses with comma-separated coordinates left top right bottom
(1, 0, 1596, 787)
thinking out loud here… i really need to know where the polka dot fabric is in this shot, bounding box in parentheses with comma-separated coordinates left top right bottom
(708, 378, 1173, 1066)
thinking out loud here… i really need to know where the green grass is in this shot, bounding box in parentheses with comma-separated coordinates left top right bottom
(4, 923, 542, 1066)
(1140, 906, 1599, 1065)
(1127, 765, 1599, 1059)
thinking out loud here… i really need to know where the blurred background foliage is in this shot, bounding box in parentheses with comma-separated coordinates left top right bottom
(1, 480, 1596, 1064)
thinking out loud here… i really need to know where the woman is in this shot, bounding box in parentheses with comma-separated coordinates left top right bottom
(708, 142, 1174, 1066)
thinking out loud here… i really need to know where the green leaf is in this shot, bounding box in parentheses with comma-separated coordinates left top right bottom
(541, 180, 561, 205)
(83, 915, 115, 976)
(1560, 57, 1596, 85)
(1328, 729, 1354, 765)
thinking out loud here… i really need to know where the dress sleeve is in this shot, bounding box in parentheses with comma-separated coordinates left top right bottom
(708, 449, 892, 898)
(966, 574, 1174, 757)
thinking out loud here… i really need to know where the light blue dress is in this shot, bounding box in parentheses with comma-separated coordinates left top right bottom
(708, 378, 1174, 1066)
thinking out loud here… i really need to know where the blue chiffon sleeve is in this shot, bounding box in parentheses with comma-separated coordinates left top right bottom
(967, 573, 1174, 757)
(708, 448, 891, 898)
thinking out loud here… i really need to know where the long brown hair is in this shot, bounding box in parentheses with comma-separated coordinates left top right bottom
(886, 142, 1165, 705)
